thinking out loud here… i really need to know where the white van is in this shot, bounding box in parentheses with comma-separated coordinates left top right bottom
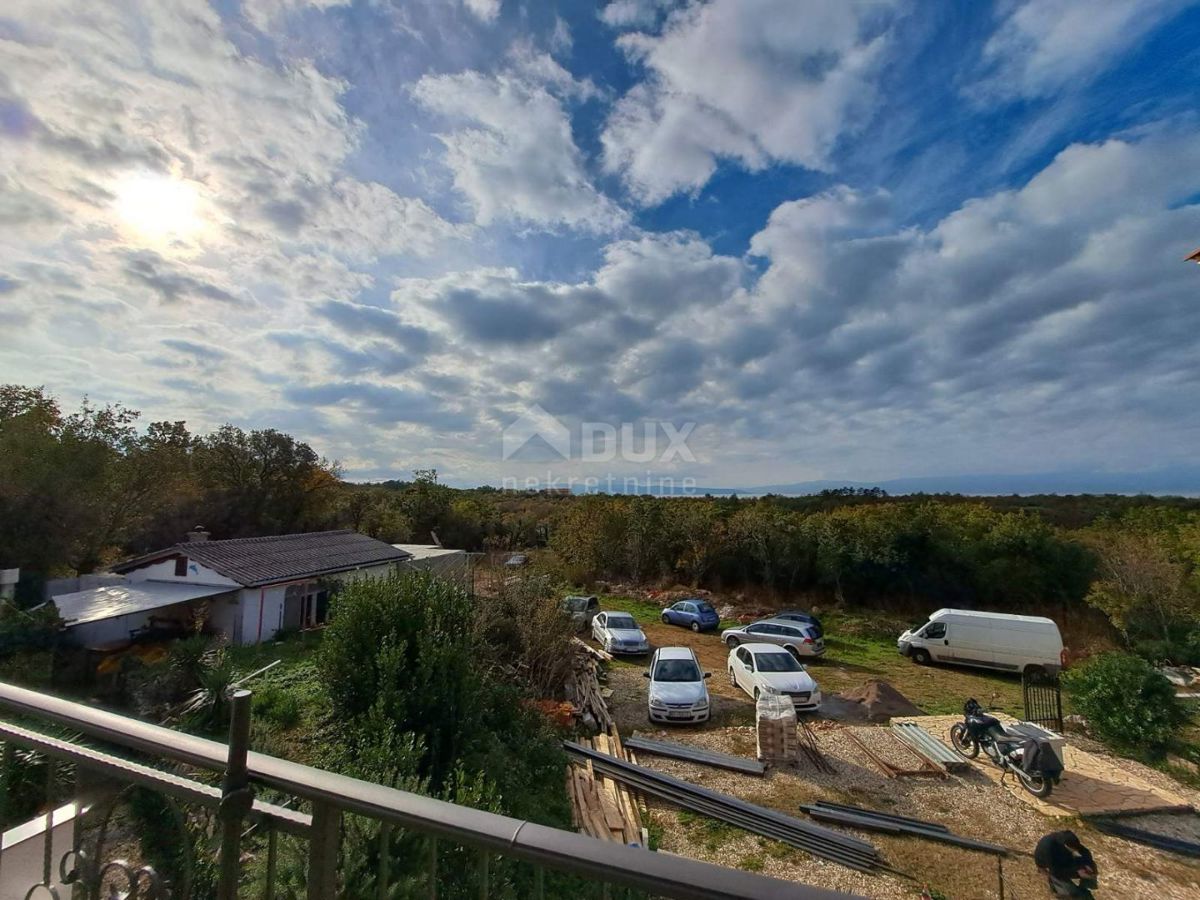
(898, 609, 1064, 675)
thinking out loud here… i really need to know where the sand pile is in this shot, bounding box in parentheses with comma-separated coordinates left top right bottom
(837, 679, 923, 723)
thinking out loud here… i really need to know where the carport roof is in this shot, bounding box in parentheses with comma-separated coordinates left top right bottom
(52, 581, 234, 627)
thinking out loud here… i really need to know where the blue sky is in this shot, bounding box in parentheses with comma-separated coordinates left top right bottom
(2, 0, 1199, 490)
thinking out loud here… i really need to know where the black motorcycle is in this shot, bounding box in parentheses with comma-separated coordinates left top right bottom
(950, 699, 1062, 798)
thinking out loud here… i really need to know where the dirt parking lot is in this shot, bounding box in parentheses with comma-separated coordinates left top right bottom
(586, 599, 1200, 899)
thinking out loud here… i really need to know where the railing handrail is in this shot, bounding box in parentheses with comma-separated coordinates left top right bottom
(0, 682, 858, 899)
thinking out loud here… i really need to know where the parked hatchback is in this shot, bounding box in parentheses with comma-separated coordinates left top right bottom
(592, 611, 650, 655)
(727, 643, 821, 712)
(645, 646, 711, 723)
(660, 598, 721, 632)
(721, 618, 825, 658)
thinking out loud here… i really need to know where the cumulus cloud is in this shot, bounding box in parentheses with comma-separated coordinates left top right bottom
(0, 0, 468, 456)
(971, 0, 1189, 101)
(602, 0, 899, 203)
(461, 0, 501, 23)
(412, 48, 628, 232)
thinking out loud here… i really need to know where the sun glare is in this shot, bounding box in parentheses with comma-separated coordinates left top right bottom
(113, 172, 207, 247)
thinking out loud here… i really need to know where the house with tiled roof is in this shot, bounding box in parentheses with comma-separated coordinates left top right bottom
(52, 528, 411, 648)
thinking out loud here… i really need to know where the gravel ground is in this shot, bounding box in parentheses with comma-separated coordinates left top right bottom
(628, 724, 1200, 899)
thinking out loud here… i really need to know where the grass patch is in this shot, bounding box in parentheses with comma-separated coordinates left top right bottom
(737, 854, 764, 872)
(600, 593, 740, 630)
(677, 810, 741, 852)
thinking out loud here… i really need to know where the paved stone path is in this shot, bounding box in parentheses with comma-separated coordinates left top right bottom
(891, 714, 1193, 817)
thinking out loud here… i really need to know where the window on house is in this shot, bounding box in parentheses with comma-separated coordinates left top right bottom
(174, 557, 187, 577)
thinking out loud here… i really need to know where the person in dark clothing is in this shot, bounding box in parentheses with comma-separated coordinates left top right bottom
(1034, 830, 1098, 897)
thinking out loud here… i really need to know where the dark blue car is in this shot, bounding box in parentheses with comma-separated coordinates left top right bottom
(661, 599, 721, 632)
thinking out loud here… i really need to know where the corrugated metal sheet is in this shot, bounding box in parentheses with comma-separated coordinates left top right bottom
(890, 721, 971, 771)
(52, 582, 234, 627)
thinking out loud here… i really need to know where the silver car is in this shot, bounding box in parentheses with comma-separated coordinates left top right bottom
(721, 617, 825, 658)
(591, 611, 649, 655)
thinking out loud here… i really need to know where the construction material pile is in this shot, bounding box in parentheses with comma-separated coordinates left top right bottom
(567, 729, 645, 845)
(755, 689, 798, 762)
(846, 726, 944, 778)
(800, 801, 1009, 855)
(624, 735, 766, 775)
(565, 741, 885, 872)
(566, 637, 613, 731)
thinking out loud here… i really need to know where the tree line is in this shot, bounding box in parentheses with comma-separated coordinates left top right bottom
(3, 385, 1197, 662)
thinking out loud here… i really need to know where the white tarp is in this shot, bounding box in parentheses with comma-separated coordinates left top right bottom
(52, 581, 232, 627)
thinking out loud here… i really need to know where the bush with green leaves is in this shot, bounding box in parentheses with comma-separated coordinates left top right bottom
(1064, 652, 1187, 756)
(319, 571, 569, 823)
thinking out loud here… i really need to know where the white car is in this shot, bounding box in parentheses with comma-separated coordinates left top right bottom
(591, 611, 649, 655)
(727, 643, 822, 712)
(646, 647, 711, 723)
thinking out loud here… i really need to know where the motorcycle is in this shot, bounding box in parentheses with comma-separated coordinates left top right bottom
(950, 699, 1062, 798)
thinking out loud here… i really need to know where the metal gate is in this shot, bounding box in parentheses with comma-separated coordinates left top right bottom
(1022, 668, 1063, 733)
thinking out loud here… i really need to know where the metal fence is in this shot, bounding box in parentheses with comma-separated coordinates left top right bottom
(0, 681, 855, 899)
(1021, 668, 1063, 733)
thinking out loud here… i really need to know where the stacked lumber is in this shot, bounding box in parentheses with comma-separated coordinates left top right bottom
(565, 641, 613, 731)
(568, 728, 644, 845)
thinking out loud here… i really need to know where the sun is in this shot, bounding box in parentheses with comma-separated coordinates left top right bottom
(113, 172, 208, 247)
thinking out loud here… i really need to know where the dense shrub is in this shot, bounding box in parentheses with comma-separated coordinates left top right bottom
(0, 602, 61, 656)
(319, 571, 569, 823)
(251, 683, 302, 730)
(1064, 652, 1187, 756)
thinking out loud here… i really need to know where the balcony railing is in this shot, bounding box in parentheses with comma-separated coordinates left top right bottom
(0, 681, 856, 899)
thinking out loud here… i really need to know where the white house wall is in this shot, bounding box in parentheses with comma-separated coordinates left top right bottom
(123, 557, 239, 588)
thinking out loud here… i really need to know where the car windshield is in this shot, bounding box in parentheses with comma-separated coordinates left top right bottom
(654, 659, 701, 682)
(754, 653, 802, 673)
(564, 597, 588, 612)
(607, 614, 637, 630)
(695, 602, 716, 614)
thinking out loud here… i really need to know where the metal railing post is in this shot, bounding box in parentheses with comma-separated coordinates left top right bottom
(308, 801, 342, 899)
(217, 689, 253, 900)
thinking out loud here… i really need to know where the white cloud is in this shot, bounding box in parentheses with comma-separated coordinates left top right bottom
(462, 0, 501, 24)
(602, 0, 899, 203)
(0, 0, 464, 448)
(972, 0, 1189, 101)
(412, 49, 627, 233)
(599, 0, 678, 29)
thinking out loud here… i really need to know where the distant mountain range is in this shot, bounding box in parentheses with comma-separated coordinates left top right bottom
(555, 466, 1200, 497)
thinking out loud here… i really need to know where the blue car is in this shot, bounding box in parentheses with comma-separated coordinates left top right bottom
(661, 599, 721, 633)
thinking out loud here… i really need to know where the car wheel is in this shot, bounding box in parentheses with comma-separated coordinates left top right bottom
(912, 648, 931, 665)
(725, 636, 740, 648)
(785, 645, 801, 660)
(690, 621, 701, 633)
(1023, 664, 1047, 678)
(753, 688, 760, 701)
(661, 613, 671, 624)
(728, 667, 736, 686)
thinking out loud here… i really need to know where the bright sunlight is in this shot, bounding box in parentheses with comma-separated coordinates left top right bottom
(113, 172, 208, 247)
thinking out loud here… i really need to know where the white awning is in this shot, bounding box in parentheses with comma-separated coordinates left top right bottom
(52, 581, 234, 627)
